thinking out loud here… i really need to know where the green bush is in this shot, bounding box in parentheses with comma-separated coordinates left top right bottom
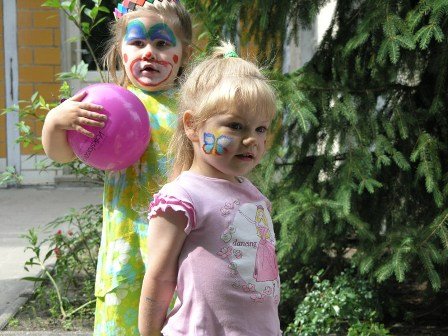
(286, 269, 389, 336)
(347, 321, 390, 336)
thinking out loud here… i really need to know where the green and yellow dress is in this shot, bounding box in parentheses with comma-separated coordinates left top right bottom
(93, 86, 177, 335)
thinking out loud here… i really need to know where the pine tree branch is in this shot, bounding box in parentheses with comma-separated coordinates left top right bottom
(420, 211, 448, 246)
(275, 154, 347, 167)
(293, 82, 417, 94)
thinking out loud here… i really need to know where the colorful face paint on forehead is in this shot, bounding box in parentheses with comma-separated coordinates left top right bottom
(123, 20, 177, 46)
(148, 23, 177, 46)
(124, 20, 147, 42)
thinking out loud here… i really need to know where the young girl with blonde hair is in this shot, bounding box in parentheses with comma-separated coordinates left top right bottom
(139, 41, 281, 336)
(41, 1, 193, 334)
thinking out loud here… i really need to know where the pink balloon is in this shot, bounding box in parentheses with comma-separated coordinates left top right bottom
(67, 83, 150, 171)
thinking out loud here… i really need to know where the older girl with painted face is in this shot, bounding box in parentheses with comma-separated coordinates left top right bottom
(41, 1, 192, 335)
(138, 42, 281, 336)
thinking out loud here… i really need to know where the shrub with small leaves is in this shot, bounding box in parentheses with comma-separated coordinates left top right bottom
(286, 268, 388, 336)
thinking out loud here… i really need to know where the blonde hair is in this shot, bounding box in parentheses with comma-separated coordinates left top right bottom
(102, 1, 193, 86)
(169, 41, 277, 179)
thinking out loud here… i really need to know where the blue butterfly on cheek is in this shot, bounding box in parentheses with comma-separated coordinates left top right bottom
(202, 132, 233, 155)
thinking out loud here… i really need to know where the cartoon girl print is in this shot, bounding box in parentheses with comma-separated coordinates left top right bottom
(238, 205, 279, 282)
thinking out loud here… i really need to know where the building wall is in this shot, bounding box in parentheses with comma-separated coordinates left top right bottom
(18, 0, 62, 155)
(0, 0, 64, 184)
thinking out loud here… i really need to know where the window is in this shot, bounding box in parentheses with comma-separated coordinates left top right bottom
(80, 0, 118, 71)
(61, 0, 118, 90)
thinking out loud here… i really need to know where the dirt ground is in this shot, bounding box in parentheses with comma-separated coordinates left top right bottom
(5, 308, 448, 335)
(4, 279, 448, 335)
(3, 280, 94, 333)
(4, 303, 93, 333)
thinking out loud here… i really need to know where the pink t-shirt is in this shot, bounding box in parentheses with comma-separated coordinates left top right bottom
(149, 171, 281, 336)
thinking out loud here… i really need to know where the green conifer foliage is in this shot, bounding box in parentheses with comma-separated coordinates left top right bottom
(186, 0, 448, 327)
(261, 0, 448, 322)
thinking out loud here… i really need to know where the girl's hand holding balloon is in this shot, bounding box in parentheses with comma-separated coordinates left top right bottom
(44, 83, 149, 170)
(42, 90, 106, 163)
(49, 90, 107, 138)
(66, 83, 150, 171)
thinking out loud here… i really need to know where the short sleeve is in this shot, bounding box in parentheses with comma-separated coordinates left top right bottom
(149, 192, 196, 234)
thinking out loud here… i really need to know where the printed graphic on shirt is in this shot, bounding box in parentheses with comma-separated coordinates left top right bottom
(217, 201, 280, 304)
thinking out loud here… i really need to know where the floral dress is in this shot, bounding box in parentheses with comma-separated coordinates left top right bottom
(93, 86, 177, 336)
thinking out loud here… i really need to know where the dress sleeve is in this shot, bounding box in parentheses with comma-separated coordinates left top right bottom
(148, 192, 196, 234)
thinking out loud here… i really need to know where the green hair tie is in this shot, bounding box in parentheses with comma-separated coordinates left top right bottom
(223, 50, 239, 59)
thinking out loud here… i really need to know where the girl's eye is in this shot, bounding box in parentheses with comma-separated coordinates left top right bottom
(228, 122, 243, 130)
(130, 40, 145, 47)
(156, 40, 171, 48)
(256, 126, 267, 133)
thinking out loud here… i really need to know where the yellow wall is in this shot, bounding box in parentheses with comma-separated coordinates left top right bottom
(0, 0, 62, 159)
(18, 0, 61, 155)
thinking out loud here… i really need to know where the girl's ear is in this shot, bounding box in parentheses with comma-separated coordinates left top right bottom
(183, 110, 198, 141)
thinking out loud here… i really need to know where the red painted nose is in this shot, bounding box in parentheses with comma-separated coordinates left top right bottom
(143, 52, 152, 61)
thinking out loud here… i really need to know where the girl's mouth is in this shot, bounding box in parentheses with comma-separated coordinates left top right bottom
(142, 64, 159, 73)
(130, 58, 173, 87)
(236, 153, 254, 160)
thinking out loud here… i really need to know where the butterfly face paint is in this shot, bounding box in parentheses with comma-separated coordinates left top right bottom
(121, 14, 183, 92)
(202, 132, 233, 155)
(190, 111, 270, 182)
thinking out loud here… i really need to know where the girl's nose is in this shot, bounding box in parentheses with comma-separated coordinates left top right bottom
(142, 51, 153, 61)
(242, 136, 257, 147)
(142, 47, 155, 61)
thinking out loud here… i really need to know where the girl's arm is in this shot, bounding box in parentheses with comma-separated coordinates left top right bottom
(139, 208, 188, 336)
(42, 91, 105, 163)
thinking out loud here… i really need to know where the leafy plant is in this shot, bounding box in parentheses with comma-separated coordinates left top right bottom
(0, 166, 23, 185)
(285, 269, 388, 336)
(22, 204, 102, 321)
